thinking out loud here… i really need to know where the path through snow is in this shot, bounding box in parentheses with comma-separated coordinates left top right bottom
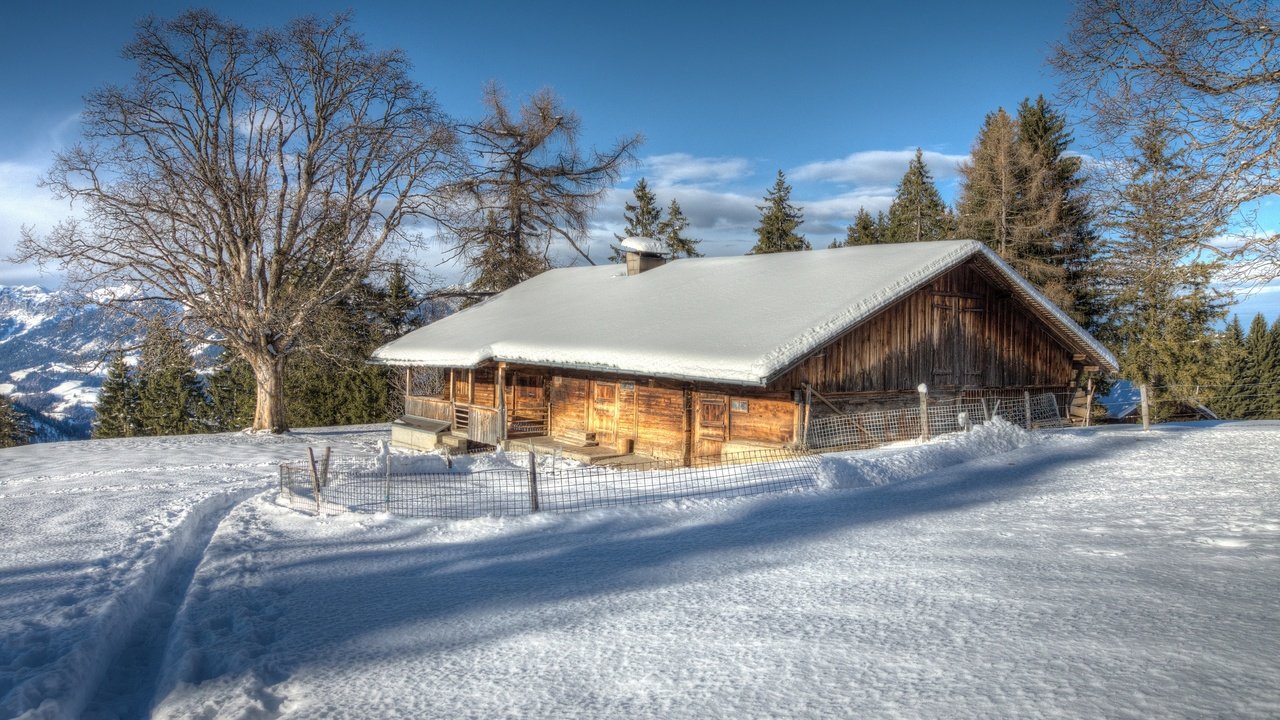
(2, 421, 1278, 718)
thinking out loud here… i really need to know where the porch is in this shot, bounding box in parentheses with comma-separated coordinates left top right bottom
(404, 395, 549, 445)
(400, 395, 658, 466)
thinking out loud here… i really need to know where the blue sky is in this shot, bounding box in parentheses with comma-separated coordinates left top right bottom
(0, 0, 1274, 320)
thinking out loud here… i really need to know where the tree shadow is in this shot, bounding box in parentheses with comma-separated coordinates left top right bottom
(156, 427, 1151, 707)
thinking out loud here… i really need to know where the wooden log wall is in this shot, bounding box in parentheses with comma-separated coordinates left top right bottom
(549, 376, 591, 439)
(770, 261, 1076, 394)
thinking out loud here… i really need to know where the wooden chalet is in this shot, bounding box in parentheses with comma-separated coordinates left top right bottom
(372, 239, 1118, 464)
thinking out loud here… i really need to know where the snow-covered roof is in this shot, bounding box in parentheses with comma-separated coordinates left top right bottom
(620, 236, 666, 255)
(373, 240, 1118, 385)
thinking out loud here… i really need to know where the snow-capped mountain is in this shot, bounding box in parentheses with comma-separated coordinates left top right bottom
(0, 284, 146, 440)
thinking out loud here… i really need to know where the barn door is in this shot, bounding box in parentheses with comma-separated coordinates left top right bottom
(931, 296, 985, 387)
(589, 381, 618, 448)
(694, 393, 729, 459)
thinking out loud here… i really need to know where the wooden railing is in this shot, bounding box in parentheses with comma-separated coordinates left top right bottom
(467, 406, 503, 445)
(405, 395, 452, 422)
(404, 395, 549, 445)
(508, 406, 549, 438)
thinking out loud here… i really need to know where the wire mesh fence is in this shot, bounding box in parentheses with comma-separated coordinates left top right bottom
(804, 391, 1068, 452)
(280, 391, 1078, 520)
(280, 447, 822, 520)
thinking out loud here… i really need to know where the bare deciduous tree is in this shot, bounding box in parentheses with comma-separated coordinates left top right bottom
(1052, 0, 1280, 280)
(18, 10, 460, 431)
(451, 84, 641, 292)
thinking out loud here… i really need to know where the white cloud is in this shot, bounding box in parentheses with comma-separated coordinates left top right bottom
(0, 159, 71, 287)
(803, 191, 894, 221)
(641, 153, 751, 186)
(791, 148, 969, 186)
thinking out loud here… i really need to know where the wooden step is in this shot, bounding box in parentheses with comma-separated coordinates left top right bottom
(553, 429, 597, 447)
(440, 433, 470, 450)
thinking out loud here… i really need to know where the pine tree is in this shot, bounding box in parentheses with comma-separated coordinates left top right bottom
(843, 208, 881, 246)
(885, 148, 951, 243)
(204, 353, 256, 431)
(956, 98, 1103, 327)
(1099, 117, 1227, 414)
(957, 109, 1022, 256)
(0, 392, 34, 448)
(384, 262, 419, 337)
(468, 211, 551, 296)
(1237, 314, 1280, 418)
(93, 352, 141, 438)
(135, 321, 206, 436)
(750, 170, 809, 254)
(611, 178, 664, 261)
(1213, 315, 1250, 419)
(1268, 318, 1280, 417)
(1016, 96, 1103, 327)
(657, 199, 702, 257)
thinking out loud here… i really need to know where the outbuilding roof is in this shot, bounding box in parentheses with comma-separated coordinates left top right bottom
(372, 240, 1118, 386)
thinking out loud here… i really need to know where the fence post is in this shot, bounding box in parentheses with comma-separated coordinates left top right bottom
(918, 383, 929, 441)
(1085, 378, 1094, 428)
(278, 463, 284, 495)
(1023, 390, 1032, 430)
(320, 447, 331, 488)
(802, 384, 813, 449)
(528, 450, 540, 512)
(385, 451, 392, 513)
(307, 447, 323, 514)
(1140, 383, 1151, 431)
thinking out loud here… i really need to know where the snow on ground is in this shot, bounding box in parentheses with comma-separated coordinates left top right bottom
(1, 421, 1278, 718)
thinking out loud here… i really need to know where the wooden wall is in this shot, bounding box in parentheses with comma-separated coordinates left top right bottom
(769, 261, 1078, 394)
(542, 372, 795, 459)
(549, 376, 590, 438)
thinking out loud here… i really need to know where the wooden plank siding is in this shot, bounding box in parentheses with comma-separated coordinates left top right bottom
(768, 261, 1076, 394)
(549, 376, 591, 440)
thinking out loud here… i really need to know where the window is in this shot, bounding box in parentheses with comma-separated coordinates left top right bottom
(730, 399, 749, 413)
(700, 398, 727, 427)
(594, 383, 615, 403)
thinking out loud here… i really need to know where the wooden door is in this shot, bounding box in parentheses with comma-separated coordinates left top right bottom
(931, 296, 985, 387)
(694, 393, 728, 459)
(589, 381, 618, 447)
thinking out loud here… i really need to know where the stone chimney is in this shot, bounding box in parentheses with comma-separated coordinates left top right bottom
(621, 236, 667, 276)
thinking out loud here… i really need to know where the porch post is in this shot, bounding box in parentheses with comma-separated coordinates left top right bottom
(496, 362, 508, 444)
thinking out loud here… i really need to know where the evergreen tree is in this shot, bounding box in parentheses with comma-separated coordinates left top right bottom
(657, 199, 702, 257)
(0, 392, 34, 448)
(843, 208, 881, 246)
(1269, 318, 1280, 417)
(611, 178, 664, 261)
(468, 211, 551, 296)
(1098, 117, 1227, 414)
(135, 321, 206, 436)
(1016, 96, 1103, 327)
(384, 262, 419, 337)
(750, 170, 809, 254)
(957, 108, 1022, 256)
(204, 354, 256, 431)
(1238, 314, 1280, 418)
(1213, 315, 1250, 419)
(885, 148, 951, 243)
(956, 98, 1103, 327)
(93, 352, 141, 438)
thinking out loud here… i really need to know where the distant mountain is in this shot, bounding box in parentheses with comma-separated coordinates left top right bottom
(0, 285, 146, 441)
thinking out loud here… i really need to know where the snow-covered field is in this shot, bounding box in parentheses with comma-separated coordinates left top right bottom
(1, 421, 1277, 719)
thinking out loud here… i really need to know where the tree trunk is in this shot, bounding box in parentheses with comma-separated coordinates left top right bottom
(246, 351, 288, 433)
